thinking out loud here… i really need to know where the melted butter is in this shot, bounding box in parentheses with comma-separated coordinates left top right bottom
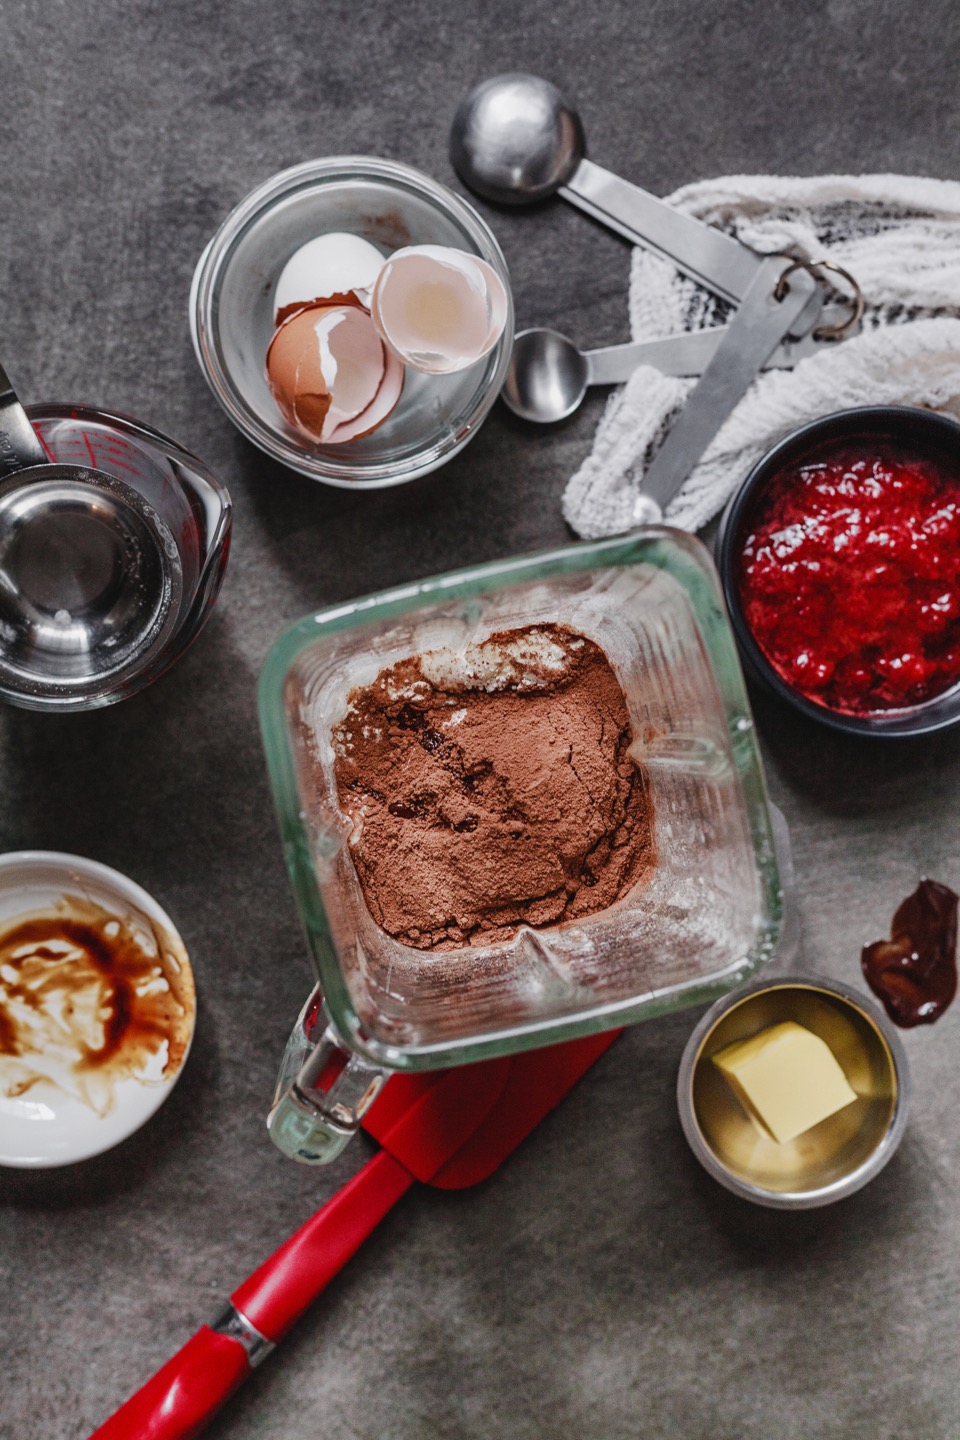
(0, 894, 194, 1117)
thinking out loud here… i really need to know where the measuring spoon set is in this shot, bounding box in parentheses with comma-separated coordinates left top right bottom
(451, 73, 864, 520)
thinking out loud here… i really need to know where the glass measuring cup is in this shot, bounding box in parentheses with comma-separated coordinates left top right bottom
(0, 369, 231, 710)
(259, 529, 785, 1163)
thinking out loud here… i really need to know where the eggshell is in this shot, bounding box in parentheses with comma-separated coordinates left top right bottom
(274, 233, 385, 324)
(326, 347, 405, 444)
(266, 303, 386, 444)
(370, 244, 508, 374)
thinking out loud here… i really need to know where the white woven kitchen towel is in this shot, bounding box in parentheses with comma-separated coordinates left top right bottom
(562, 174, 960, 538)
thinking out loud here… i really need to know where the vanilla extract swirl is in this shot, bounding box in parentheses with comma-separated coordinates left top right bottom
(0, 895, 194, 1116)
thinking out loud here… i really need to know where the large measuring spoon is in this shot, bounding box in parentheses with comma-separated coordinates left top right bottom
(451, 73, 763, 306)
(502, 306, 852, 424)
(0, 360, 183, 709)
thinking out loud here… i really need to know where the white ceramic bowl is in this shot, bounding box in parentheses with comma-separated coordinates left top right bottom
(0, 851, 195, 1168)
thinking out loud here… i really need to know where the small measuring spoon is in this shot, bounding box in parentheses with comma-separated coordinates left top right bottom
(451, 73, 762, 306)
(0, 360, 183, 709)
(502, 310, 851, 424)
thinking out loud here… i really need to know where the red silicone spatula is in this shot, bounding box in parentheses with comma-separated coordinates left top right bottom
(89, 1055, 511, 1440)
(89, 1031, 620, 1440)
(431, 1028, 622, 1189)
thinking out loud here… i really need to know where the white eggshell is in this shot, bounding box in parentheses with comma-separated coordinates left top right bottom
(274, 232, 386, 320)
(370, 244, 508, 374)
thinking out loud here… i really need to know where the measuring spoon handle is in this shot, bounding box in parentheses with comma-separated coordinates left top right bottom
(585, 331, 726, 385)
(561, 159, 762, 306)
(640, 256, 820, 512)
(0, 360, 47, 477)
(584, 305, 852, 387)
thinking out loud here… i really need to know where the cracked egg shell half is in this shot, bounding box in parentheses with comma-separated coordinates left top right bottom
(370, 243, 508, 375)
(274, 232, 386, 326)
(266, 302, 404, 446)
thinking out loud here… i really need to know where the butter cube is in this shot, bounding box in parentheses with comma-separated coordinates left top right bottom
(712, 1020, 858, 1144)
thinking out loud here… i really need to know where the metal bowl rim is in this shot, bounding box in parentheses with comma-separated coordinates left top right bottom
(676, 973, 911, 1209)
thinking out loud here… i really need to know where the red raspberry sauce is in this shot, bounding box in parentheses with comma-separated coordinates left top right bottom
(736, 440, 960, 715)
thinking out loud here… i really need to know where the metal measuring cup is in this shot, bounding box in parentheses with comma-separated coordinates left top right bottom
(0, 362, 188, 710)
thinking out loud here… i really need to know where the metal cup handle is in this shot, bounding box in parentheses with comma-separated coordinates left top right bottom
(266, 984, 389, 1164)
(0, 360, 48, 477)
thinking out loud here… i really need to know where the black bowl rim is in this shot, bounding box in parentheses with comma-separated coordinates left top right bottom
(716, 405, 960, 739)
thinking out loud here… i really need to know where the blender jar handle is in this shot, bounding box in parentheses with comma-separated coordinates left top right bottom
(267, 985, 388, 1164)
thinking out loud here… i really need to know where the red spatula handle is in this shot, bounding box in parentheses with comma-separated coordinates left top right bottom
(89, 1149, 414, 1440)
(88, 1327, 250, 1440)
(233, 1147, 413, 1336)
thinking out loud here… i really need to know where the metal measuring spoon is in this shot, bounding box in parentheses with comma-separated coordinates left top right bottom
(451, 73, 762, 306)
(0, 365, 47, 477)
(0, 360, 183, 709)
(502, 310, 852, 424)
(633, 256, 820, 524)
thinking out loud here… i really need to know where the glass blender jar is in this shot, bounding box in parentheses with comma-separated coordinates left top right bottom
(260, 528, 785, 1164)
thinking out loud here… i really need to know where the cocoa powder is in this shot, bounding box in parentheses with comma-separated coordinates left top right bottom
(332, 624, 655, 949)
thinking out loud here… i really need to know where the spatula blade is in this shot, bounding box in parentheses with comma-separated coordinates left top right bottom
(430, 1031, 621, 1189)
(362, 1054, 512, 1182)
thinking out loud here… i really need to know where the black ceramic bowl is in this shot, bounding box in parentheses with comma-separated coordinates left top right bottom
(717, 406, 960, 738)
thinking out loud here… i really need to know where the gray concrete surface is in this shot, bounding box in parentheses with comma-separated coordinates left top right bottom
(2, 1, 960, 1436)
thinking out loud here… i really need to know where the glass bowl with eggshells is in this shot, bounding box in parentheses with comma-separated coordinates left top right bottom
(190, 156, 515, 488)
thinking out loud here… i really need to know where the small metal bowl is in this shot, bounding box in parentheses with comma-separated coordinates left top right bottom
(190, 156, 514, 490)
(677, 976, 909, 1209)
(716, 406, 960, 737)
